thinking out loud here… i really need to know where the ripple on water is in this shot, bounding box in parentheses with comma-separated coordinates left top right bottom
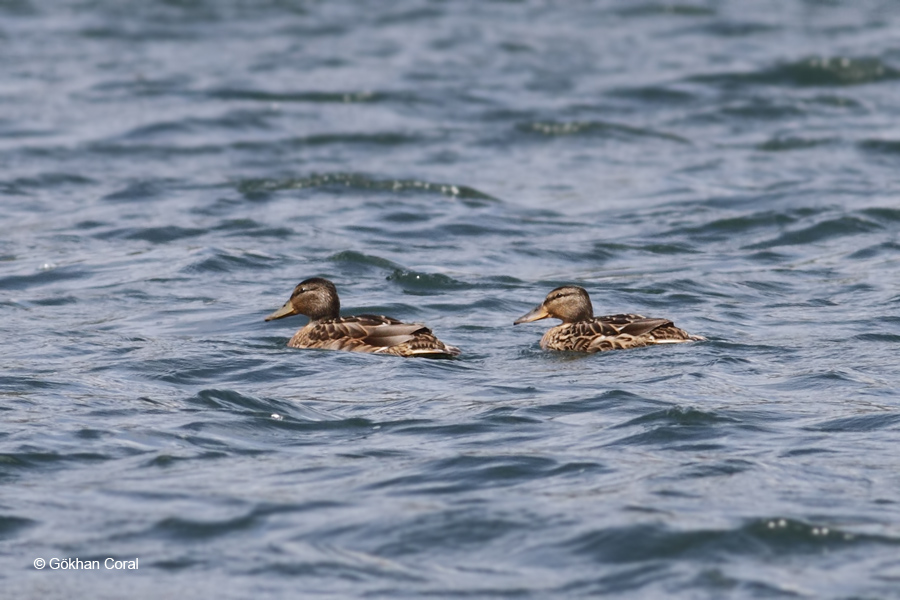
(385, 269, 470, 292)
(743, 214, 882, 249)
(517, 120, 689, 144)
(183, 389, 358, 428)
(562, 518, 898, 565)
(808, 413, 900, 433)
(181, 247, 278, 274)
(117, 110, 276, 141)
(606, 85, 697, 104)
(207, 88, 398, 104)
(328, 250, 400, 271)
(236, 173, 497, 205)
(690, 56, 900, 88)
(860, 207, 900, 223)
(675, 210, 798, 242)
(0, 265, 89, 291)
(608, 407, 746, 449)
(153, 512, 266, 541)
(859, 138, 900, 156)
(616, 4, 716, 17)
(213, 219, 295, 239)
(96, 225, 206, 244)
(0, 515, 35, 539)
(523, 390, 665, 418)
(853, 332, 900, 343)
(1, 172, 96, 192)
(0, 450, 110, 478)
(370, 507, 528, 559)
(366, 453, 600, 496)
(101, 179, 173, 202)
(756, 136, 836, 152)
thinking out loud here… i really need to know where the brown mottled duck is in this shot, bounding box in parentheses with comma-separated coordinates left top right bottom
(514, 285, 704, 353)
(265, 278, 460, 358)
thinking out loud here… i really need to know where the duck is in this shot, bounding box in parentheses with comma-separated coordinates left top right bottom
(514, 285, 704, 353)
(265, 277, 460, 358)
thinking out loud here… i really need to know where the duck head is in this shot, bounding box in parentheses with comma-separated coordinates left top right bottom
(265, 277, 340, 322)
(514, 285, 594, 324)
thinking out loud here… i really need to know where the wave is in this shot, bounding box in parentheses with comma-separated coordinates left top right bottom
(236, 173, 497, 204)
(207, 88, 405, 104)
(518, 120, 689, 143)
(563, 517, 900, 563)
(743, 215, 881, 250)
(689, 56, 900, 88)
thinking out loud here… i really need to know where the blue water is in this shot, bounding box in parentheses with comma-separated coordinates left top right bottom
(3, 1, 900, 597)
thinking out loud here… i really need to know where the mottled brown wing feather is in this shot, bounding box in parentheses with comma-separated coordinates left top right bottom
(360, 324, 432, 348)
(387, 333, 461, 357)
(309, 316, 425, 346)
(540, 314, 700, 353)
(596, 314, 647, 323)
(288, 315, 460, 357)
(605, 317, 673, 337)
(354, 314, 404, 325)
(583, 320, 621, 338)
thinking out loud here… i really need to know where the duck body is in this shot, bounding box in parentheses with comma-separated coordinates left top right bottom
(539, 313, 701, 352)
(287, 313, 461, 357)
(516, 286, 703, 353)
(266, 278, 460, 358)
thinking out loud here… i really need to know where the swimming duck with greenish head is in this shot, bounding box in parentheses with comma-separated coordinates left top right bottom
(265, 278, 460, 358)
(514, 285, 704, 352)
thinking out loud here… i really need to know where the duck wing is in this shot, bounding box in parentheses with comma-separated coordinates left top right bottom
(541, 314, 702, 353)
(290, 315, 459, 357)
(354, 315, 460, 356)
(596, 313, 703, 345)
(596, 314, 674, 337)
(307, 315, 428, 349)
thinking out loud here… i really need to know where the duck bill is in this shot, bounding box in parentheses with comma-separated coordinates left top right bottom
(265, 301, 298, 321)
(514, 304, 551, 325)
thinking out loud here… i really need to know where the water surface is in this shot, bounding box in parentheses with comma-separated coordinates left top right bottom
(2, 1, 900, 598)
